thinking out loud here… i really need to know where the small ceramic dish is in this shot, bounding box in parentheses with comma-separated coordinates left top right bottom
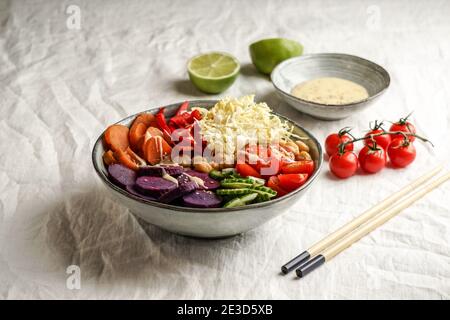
(271, 53, 390, 120)
(92, 100, 323, 238)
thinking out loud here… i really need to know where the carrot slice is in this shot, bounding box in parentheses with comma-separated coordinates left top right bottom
(135, 135, 146, 155)
(159, 136, 172, 155)
(143, 136, 172, 165)
(143, 137, 160, 165)
(104, 124, 129, 152)
(146, 126, 164, 139)
(125, 147, 146, 166)
(132, 113, 158, 128)
(139, 127, 165, 153)
(102, 150, 117, 166)
(129, 122, 147, 149)
(114, 149, 139, 170)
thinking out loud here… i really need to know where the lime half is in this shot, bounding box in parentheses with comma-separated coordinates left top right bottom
(187, 52, 240, 94)
(249, 38, 303, 75)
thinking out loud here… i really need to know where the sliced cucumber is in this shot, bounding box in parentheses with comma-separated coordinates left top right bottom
(247, 176, 266, 186)
(255, 193, 272, 202)
(221, 168, 236, 176)
(209, 170, 225, 180)
(216, 188, 253, 196)
(248, 185, 277, 199)
(239, 193, 258, 203)
(224, 198, 244, 208)
(250, 185, 277, 195)
(220, 178, 254, 189)
(223, 193, 258, 208)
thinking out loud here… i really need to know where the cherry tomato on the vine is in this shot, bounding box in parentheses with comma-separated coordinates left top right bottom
(325, 128, 354, 157)
(390, 115, 416, 142)
(358, 145, 386, 173)
(364, 130, 391, 150)
(387, 138, 416, 168)
(329, 151, 358, 179)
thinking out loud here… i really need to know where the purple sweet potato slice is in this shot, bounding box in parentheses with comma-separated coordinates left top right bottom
(126, 184, 157, 201)
(183, 170, 220, 190)
(177, 173, 194, 185)
(182, 190, 222, 208)
(108, 164, 136, 188)
(138, 165, 184, 177)
(135, 176, 177, 197)
(161, 165, 184, 176)
(158, 181, 197, 203)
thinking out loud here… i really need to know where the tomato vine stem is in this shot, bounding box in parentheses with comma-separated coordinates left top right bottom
(337, 130, 433, 154)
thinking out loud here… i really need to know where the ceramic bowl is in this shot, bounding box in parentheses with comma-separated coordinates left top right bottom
(92, 100, 323, 238)
(271, 53, 390, 120)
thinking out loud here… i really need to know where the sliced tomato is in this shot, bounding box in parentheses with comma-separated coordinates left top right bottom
(277, 174, 308, 192)
(280, 160, 314, 175)
(236, 163, 262, 178)
(258, 157, 281, 176)
(267, 176, 289, 197)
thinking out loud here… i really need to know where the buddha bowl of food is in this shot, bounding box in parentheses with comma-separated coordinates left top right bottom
(92, 96, 323, 238)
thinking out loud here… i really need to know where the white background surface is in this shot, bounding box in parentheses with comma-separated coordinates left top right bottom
(0, 0, 449, 299)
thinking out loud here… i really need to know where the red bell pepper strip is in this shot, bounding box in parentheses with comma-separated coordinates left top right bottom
(170, 113, 190, 128)
(169, 110, 202, 128)
(191, 109, 202, 121)
(156, 108, 173, 135)
(175, 101, 189, 116)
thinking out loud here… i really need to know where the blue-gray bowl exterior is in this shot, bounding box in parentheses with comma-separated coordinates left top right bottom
(271, 53, 390, 120)
(92, 100, 323, 238)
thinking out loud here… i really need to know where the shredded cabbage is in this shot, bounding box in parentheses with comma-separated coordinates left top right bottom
(194, 95, 294, 161)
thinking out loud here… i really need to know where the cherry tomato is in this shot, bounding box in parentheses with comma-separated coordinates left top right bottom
(390, 116, 416, 142)
(236, 163, 262, 178)
(364, 129, 391, 150)
(387, 138, 416, 168)
(358, 145, 386, 173)
(277, 174, 309, 192)
(329, 151, 358, 179)
(267, 176, 289, 197)
(280, 160, 315, 175)
(325, 129, 354, 156)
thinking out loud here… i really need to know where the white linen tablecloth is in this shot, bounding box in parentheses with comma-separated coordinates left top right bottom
(0, 0, 449, 299)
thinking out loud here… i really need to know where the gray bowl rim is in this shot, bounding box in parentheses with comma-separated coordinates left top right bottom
(270, 52, 391, 108)
(92, 100, 323, 214)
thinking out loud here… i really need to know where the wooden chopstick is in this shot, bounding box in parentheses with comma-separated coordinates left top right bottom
(295, 171, 450, 278)
(281, 164, 443, 274)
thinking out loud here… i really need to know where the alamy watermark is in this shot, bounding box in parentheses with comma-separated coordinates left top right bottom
(366, 5, 381, 31)
(66, 5, 81, 30)
(66, 265, 81, 290)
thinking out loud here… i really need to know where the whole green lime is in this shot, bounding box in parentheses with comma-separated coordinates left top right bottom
(187, 52, 240, 94)
(249, 38, 303, 75)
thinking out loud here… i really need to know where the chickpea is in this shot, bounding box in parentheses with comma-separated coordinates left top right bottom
(296, 151, 312, 161)
(295, 140, 310, 152)
(194, 162, 213, 173)
(219, 163, 235, 169)
(280, 141, 299, 155)
(210, 162, 220, 170)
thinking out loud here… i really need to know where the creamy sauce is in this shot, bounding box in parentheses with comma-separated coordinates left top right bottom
(185, 174, 206, 189)
(161, 170, 179, 186)
(291, 77, 369, 105)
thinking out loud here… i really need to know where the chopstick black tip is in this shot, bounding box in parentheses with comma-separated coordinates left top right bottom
(295, 255, 325, 278)
(281, 251, 310, 274)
